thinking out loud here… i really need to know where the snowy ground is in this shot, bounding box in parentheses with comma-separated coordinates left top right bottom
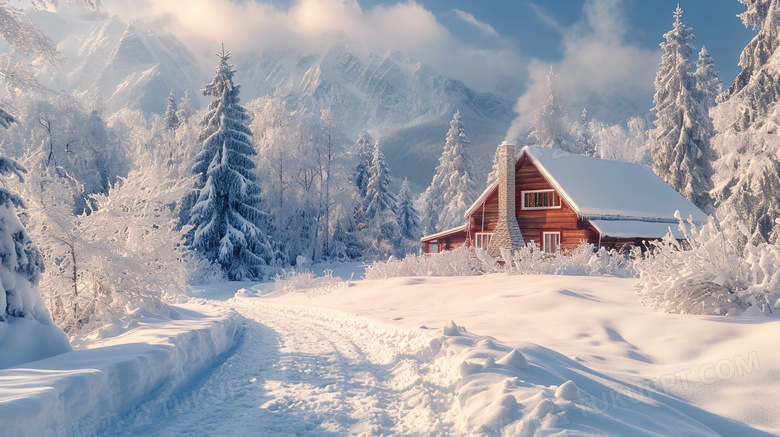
(2, 264, 778, 436)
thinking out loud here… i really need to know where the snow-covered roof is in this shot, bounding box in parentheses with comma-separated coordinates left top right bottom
(465, 146, 707, 224)
(589, 219, 690, 240)
(419, 224, 468, 242)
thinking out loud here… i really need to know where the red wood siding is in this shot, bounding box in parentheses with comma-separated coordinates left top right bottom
(469, 154, 603, 251)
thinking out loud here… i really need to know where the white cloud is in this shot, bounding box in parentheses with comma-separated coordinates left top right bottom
(453, 9, 498, 37)
(506, 0, 660, 141)
(99, 0, 525, 94)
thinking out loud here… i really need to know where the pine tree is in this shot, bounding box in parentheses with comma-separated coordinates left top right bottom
(177, 90, 195, 125)
(529, 67, 577, 153)
(362, 141, 399, 259)
(396, 178, 420, 241)
(694, 46, 722, 110)
(352, 129, 374, 231)
(712, 0, 780, 246)
(185, 47, 273, 280)
(719, 0, 780, 130)
(650, 6, 715, 211)
(421, 109, 480, 233)
(570, 108, 596, 157)
(164, 89, 179, 131)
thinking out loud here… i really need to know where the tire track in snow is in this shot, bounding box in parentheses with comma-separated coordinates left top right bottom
(123, 297, 452, 436)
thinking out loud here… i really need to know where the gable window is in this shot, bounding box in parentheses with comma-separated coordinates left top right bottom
(543, 232, 560, 253)
(475, 232, 492, 250)
(522, 190, 561, 210)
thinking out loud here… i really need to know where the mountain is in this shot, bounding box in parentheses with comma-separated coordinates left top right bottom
(29, 9, 514, 188)
(236, 46, 513, 187)
(31, 6, 206, 115)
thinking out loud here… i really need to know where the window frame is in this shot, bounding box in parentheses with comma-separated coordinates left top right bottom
(474, 232, 493, 250)
(542, 231, 561, 253)
(521, 189, 561, 210)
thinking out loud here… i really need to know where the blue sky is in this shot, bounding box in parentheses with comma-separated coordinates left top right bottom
(102, 0, 756, 123)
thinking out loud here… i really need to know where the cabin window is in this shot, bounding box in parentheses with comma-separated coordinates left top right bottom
(521, 190, 561, 210)
(543, 232, 560, 253)
(475, 232, 493, 250)
(429, 241, 439, 253)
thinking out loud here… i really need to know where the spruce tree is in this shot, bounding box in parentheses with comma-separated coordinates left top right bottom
(363, 141, 399, 258)
(712, 0, 780, 246)
(396, 178, 420, 241)
(185, 48, 273, 280)
(177, 90, 195, 125)
(694, 46, 722, 110)
(650, 6, 715, 211)
(719, 0, 780, 130)
(421, 109, 479, 233)
(164, 89, 179, 131)
(529, 67, 577, 153)
(352, 129, 374, 231)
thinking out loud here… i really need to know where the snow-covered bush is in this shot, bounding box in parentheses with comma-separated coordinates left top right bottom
(15, 138, 194, 337)
(500, 242, 637, 277)
(271, 269, 350, 297)
(365, 243, 637, 280)
(636, 215, 780, 315)
(364, 246, 488, 279)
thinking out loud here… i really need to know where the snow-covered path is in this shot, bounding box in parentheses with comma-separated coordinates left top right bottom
(123, 299, 450, 436)
(90, 273, 779, 437)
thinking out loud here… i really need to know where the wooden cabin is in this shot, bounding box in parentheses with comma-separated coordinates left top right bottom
(421, 144, 707, 255)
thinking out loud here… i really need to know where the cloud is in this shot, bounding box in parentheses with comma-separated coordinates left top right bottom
(99, 0, 525, 94)
(453, 9, 498, 37)
(506, 0, 660, 142)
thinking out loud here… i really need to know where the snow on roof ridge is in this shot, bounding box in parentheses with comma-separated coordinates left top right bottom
(419, 224, 468, 242)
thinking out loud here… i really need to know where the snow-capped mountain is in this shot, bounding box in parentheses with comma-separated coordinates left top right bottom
(30, 8, 513, 186)
(236, 46, 513, 186)
(31, 7, 206, 115)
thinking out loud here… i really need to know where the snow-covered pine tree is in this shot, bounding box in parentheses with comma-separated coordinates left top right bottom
(164, 89, 179, 131)
(650, 6, 715, 211)
(421, 109, 479, 233)
(396, 178, 420, 243)
(352, 129, 374, 231)
(694, 46, 722, 110)
(177, 90, 195, 125)
(529, 67, 577, 153)
(0, 147, 70, 367)
(362, 140, 399, 259)
(718, 0, 780, 130)
(711, 0, 780, 246)
(570, 108, 597, 157)
(186, 48, 273, 280)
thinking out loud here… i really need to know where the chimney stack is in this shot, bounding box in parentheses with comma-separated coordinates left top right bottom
(486, 142, 525, 258)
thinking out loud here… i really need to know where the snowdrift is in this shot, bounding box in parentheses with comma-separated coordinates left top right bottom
(0, 303, 242, 437)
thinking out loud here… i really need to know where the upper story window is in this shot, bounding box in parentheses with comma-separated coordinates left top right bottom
(521, 189, 561, 210)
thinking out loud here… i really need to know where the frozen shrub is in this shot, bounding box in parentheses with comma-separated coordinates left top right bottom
(364, 243, 635, 280)
(501, 242, 637, 277)
(364, 246, 488, 279)
(636, 215, 780, 315)
(271, 269, 351, 297)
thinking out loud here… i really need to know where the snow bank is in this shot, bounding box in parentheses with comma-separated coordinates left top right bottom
(426, 321, 722, 436)
(0, 303, 242, 437)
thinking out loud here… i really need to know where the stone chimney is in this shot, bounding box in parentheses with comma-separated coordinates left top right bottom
(486, 142, 525, 259)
